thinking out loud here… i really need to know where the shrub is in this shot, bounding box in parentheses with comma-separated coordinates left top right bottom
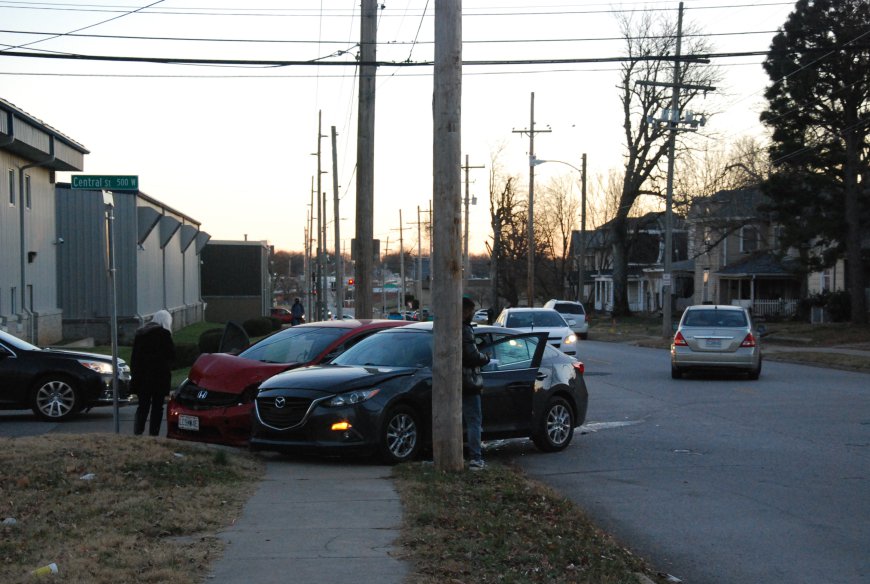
(243, 317, 274, 337)
(197, 328, 225, 354)
(826, 290, 851, 322)
(268, 316, 283, 331)
(174, 342, 200, 369)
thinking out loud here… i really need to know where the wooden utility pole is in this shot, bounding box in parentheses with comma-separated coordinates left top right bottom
(316, 111, 326, 321)
(513, 93, 550, 307)
(461, 154, 484, 291)
(398, 210, 405, 313)
(432, 0, 463, 472)
(355, 0, 377, 319)
(331, 126, 343, 319)
(308, 178, 315, 318)
(578, 153, 587, 303)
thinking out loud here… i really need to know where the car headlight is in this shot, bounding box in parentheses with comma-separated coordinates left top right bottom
(564, 334, 578, 345)
(327, 388, 380, 407)
(78, 359, 113, 375)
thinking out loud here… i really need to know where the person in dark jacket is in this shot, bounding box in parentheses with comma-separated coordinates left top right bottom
(131, 309, 176, 436)
(462, 296, 490, 470)
(290, 298, 305, 326)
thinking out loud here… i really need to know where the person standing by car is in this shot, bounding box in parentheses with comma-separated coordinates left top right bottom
(131, 310, 175, 436)
(462, 296, 490, 470)
(290, 297, 305, 326)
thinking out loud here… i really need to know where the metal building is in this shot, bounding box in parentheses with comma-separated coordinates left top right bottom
(1, 97, 88, 344)
(201, 240, 271, 323)
(55, 185, 210, 344)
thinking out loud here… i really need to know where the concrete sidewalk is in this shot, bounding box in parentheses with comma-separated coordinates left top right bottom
(206, 455, 409, 584)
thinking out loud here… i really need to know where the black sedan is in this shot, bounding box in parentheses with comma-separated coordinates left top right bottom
(0, 330, 131, 421)
(250, 323, 588, 463)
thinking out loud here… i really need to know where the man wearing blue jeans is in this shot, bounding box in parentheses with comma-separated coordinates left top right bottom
(461, 296, 490, 470)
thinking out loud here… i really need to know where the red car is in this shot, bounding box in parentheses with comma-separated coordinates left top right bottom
(269, 307, 294, 324)
(166, 319, 407, 447)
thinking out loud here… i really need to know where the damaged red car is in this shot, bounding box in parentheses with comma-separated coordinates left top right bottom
(166, 319, 407, 447)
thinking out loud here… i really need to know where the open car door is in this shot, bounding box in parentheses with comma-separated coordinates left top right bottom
(478, 332, 548, 435)
(218, 321, 250, 355)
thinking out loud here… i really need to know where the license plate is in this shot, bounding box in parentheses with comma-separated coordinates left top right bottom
(706, 338, 722, 348)
(178, 414, 199, 431)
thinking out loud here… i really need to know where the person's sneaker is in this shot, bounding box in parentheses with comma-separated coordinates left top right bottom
(469, 459, 486, 471)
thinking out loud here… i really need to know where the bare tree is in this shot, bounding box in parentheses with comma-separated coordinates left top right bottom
(611, 9, 720, 316)
(536, 175, 580, 298)
(486, 158, 527, 308)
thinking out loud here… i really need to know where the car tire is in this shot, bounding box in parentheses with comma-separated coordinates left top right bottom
(30, 375, 81, 421)
(379, 405, 421, 464)
(747, 359, 762, 380)
(532, 396, 575, 452)
(671, 365, 683, 379)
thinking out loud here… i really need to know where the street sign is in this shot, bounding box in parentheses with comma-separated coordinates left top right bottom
(71, 175, 139, 191)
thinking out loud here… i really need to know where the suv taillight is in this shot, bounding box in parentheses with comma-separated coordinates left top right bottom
(674, 331, 688, 346)
(741, 333, 756, 347)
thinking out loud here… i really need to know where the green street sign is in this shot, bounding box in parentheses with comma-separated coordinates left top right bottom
(71, 175, 139, 191)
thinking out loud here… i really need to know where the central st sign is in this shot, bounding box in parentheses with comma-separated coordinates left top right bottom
(71, 175, 139, 191)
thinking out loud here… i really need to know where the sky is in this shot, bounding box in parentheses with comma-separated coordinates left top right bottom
(0, 0, 798, 257)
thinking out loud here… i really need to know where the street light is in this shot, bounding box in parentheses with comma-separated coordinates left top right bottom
(530, 154, 587, 303)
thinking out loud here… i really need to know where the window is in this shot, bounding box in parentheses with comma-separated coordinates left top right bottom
(10, 287, 16, 314)
(7, 169, 13, 206)
(822, 268, 833, 292)
(24, 174, 31, 209)
(740, 226, 759, 253)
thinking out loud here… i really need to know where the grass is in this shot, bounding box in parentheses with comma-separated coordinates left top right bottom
(394, 462, 668, 584)
(0, 434, 263, 584)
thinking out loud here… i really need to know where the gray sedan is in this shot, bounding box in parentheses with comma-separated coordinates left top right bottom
(670, 304, 762, 379)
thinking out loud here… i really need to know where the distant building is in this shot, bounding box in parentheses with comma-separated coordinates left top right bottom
(201, 240, 271, 323)
(1, 97, 89, 343)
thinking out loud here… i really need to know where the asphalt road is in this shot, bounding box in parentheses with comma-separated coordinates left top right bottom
(497, 341, 869, 584)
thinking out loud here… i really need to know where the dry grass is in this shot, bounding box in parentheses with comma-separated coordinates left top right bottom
(0, 434, 263, 584)
(394, 462, 668, 584)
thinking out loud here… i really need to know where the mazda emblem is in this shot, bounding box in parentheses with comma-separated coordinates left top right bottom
(197, 390, 208, 400)
(275, 396, 286, 408)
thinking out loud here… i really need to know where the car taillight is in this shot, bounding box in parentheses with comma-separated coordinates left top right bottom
(572, 361, 585, 375)
(741, 333, 756, 347)
(673, 331, 688, 346)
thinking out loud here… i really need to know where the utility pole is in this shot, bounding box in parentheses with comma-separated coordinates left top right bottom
(461, 154, 484, 291)
(331, 126, 343, 319)
(308, 178, 315, 318)
(316, 111, 327, 321)
(638, 2, 714, 337)
(513, 92, 550, 307)
(382, 236, 390, 316)
(432, 0, 463, 472)
(416, 206, 423, 305)
(578, 153, 587, 303)
(355, 0, 377, 319)
(398, 210, 405, 314)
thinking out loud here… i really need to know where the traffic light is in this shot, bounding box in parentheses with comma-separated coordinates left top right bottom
(347, 278, 354, 286)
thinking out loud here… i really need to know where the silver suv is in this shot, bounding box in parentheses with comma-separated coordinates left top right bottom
(543, 299, 589, 339)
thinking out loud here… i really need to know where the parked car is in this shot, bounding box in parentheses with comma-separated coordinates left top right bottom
(166, 319, 409, 447)
(472, 308, 490, 324)
(270, 307, 294, 324)
(0, 330, 131, 421)
(249, 322, 588, 463)
(543, 299, 589, 339)
(492, 307, 578, 355)
(670, 304, 762, 379)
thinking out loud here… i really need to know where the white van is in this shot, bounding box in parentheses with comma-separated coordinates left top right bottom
(543, 299, 589, 339)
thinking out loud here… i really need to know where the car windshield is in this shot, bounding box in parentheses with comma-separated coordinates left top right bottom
(555, 303, 584, 315)
(506, 311, 566, 328)
(239, 327, 350, 363)
(332, 330, 433, 368)
(683, 309, 747, 328)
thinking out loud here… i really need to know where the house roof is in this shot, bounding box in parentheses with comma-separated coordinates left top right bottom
(717, 251, 799, 278)
(687, 187, 770, 222)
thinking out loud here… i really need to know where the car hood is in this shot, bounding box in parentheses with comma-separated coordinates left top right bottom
(259, 364, 417, 394)
(44, 348, 118, 363)
(189, 353, 302, 394)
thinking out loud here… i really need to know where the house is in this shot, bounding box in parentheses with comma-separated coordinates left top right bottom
(55, 184, 209, 344)
(1, 97, 89, 344)
(568, 212, 689, 314)
(685, 187, 809, 318)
